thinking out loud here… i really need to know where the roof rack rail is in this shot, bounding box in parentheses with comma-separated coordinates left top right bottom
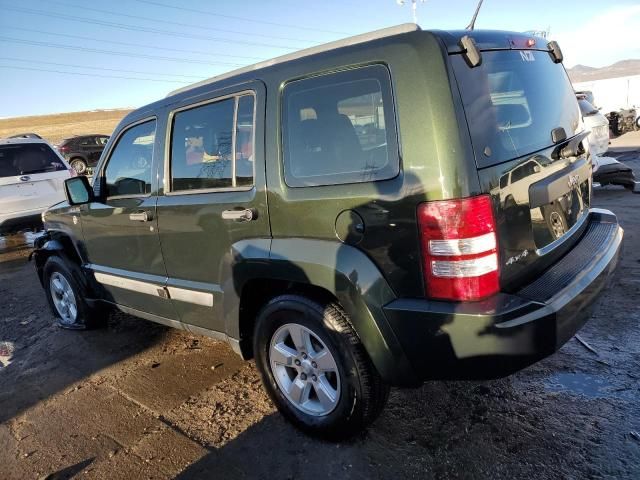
(166, 23, 420, 98)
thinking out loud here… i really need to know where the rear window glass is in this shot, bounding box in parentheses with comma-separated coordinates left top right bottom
(452, 50, 581, 167)
(282, 65, 399, 187)
(0, 143, 66, 178)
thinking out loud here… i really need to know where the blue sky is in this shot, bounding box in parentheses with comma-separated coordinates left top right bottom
(1, 0, 639, 118)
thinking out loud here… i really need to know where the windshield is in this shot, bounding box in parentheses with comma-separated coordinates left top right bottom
(0, 143, 67, 178)
(452, 49, 581, 167)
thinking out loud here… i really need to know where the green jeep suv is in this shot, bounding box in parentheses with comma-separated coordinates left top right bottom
(33, 25, 623, 439)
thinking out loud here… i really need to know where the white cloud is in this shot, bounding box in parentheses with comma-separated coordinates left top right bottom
(551, 5, 640, 67)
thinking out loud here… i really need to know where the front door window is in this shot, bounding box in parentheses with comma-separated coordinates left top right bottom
(103, 120, 156, 197)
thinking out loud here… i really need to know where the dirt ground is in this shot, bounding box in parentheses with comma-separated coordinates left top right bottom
(0, 109, 131, 145)
(1, 135, 639, 479)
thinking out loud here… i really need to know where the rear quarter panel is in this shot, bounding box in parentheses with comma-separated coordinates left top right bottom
(262, 31, 481, 297)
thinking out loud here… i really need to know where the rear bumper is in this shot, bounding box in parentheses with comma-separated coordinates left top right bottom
(383, 209, 623, 382)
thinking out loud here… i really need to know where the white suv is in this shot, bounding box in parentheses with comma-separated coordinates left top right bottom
(0, 138, 73, 233)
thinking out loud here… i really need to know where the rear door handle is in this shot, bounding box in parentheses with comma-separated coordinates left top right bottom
(129, 211, 152, 222)
(221, 208, 256, 222)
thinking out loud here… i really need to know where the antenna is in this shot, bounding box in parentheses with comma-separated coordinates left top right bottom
(466, 0, 484, 30)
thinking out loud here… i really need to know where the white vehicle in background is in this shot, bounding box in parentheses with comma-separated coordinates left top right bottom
(578, 97, 609, 156)
(0, 138, 74, 233)
(577, 96, 639, 193)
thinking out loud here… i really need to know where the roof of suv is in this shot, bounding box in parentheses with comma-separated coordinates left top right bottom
(0, 138, 51, 146)
(165, 25, 549, 99)
(166, 23, 420, 98)
(60, 134, 110, 142)
(113, 24, 552, 130)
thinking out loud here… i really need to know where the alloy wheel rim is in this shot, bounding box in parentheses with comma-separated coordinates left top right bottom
(71, 160, 86, 174)
(49, 272, 78, 325)
(269, 322, 341, 416)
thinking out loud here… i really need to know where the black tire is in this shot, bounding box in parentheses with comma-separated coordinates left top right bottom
(69, 157, 88, 175)
(43, 255, 105, 329)
(253, 294, 389, 439)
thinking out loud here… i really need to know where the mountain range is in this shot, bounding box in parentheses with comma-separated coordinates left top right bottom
(567, 59, 640, 83)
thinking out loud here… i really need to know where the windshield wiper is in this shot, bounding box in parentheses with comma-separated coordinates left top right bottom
(551, 130, 590, 160)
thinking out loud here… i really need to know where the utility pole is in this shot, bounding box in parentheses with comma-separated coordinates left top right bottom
(396, 0, 426, 24)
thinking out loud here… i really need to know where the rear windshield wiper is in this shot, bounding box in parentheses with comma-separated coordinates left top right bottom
(551, 130, 590, 160)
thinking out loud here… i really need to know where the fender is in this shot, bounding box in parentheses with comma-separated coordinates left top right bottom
(30, 233, 63, 285)
(30, 231, 85, 286)
(222, 237, 418, 386)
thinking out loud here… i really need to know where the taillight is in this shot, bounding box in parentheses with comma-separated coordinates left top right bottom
(59, 145, 69, 153)
(417, 195, 499, 301)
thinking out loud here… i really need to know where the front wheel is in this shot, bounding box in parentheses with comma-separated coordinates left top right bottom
(43, 256, 104, 329)
(253, 294, 389, 439)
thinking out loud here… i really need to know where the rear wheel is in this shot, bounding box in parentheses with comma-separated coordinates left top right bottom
(253, 294, 389, 439)
(43, 256, 105, 329)
(69, 158, 87, 175)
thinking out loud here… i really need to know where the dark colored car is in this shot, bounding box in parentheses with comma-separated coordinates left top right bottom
(32, 25, 623, 439)
(56, 134, 110, 174)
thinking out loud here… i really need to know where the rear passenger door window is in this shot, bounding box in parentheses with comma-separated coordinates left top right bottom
(169, 93, 255, 192)
(282, 64, 399, 187)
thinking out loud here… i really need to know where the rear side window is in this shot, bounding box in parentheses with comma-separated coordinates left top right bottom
(103, 120, 156, 197)
(170, 93, 255, 192)
(452, 50, 581, 167)
(282, 65, 399, 187)
(0, 144, 66, 178)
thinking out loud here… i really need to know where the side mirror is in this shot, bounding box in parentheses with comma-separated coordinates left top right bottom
(64, 176, 94, 206)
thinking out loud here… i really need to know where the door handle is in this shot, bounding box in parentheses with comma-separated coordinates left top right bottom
(129, 211, 152, 222)
(221, 208, 256, 222)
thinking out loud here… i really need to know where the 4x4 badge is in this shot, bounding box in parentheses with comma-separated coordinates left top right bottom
(506, 249, 529, 266)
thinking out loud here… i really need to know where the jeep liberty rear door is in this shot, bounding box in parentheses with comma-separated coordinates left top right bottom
(450, 42, 590, 291)
(156, 81, 269, 333)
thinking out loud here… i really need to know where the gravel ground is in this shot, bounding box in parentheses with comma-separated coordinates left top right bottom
(0, 134, 639, 479)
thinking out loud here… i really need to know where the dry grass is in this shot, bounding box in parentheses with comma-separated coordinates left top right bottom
(0, 109, 133, 145)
